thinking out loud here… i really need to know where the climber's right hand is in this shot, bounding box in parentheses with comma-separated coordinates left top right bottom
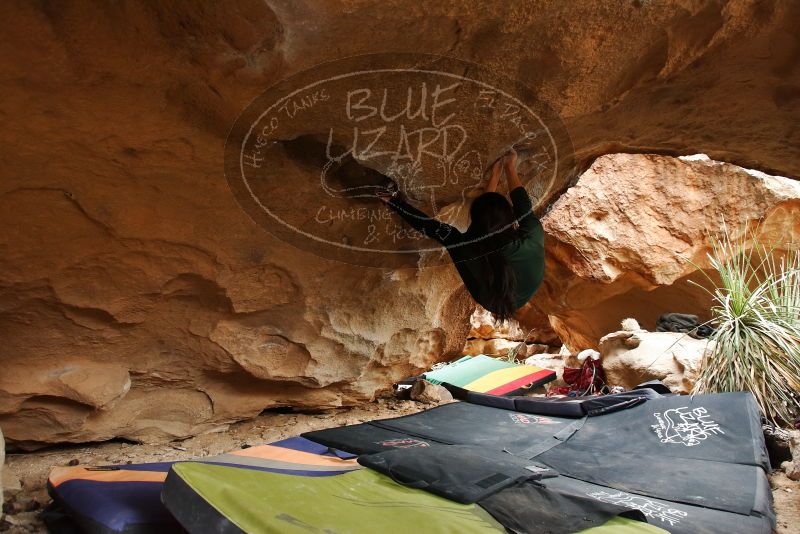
(504, 148, 518, 170)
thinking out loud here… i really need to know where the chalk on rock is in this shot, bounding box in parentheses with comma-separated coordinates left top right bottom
(621, 318, 642, 331)
(576, 349, 600, 362)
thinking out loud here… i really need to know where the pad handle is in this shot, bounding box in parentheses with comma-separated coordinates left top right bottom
(386, 466, 432, 489)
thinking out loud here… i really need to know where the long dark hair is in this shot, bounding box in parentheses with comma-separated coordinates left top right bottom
(469, 192, 518, 321)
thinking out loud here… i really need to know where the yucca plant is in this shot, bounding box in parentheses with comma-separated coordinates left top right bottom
(690, 224, 800, 425)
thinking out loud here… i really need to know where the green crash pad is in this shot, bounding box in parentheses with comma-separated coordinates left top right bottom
(580, 517, 667, 534)
(163, 462, 668, 534)
(164, 463, 503, 533)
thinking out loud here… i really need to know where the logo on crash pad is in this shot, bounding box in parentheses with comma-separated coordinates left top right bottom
(376, 438, 430, 448)
(224, 53, 573, 267)
(509, 413, 558, 425)
(588, 490, 688, 526)
(652, 406, 724, 447)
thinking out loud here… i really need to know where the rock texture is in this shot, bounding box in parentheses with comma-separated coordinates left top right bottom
(0, 230, 470, 449)
(531, 153, 800, 349)
(468, 308, 527, 341)
(462, 339, 549, 358)
(464, 307, 561, 356)
(1, 1, 799, 446)
(764, 425, 795, 469)
(409, 379, 454, 405)
(599, 328, 712, 394)
(782, 431, 800, 481)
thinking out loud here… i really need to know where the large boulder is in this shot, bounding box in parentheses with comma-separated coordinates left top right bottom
(598, 329, 712, 394)
(531, 153, 800, 349)
(1, 1, 799, 446)
(409, 380, 454, 405)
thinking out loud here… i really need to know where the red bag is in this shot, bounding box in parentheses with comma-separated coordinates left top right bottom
(548, 357, 606, 397)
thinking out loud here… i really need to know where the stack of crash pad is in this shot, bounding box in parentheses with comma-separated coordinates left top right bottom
(46, 434, 655, 534)
(408, 354, 556, 395)
(46, 389, 775, 534)
(45, 437, 359, 533)
(302, 390, 774, 534)
(162, 459, 667, 534)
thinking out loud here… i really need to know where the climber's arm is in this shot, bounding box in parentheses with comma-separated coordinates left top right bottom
(505, 149, 540, 238)
(504, 149, 523, 190)
(484, 157, 504, 193)
(385, 196, 461, 246)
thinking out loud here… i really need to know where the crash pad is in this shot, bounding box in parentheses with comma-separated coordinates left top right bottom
(420, 355, 556, 395)
(162, 464, 506, 533)
(45, 437, 358, 534)
(303, 391, 775, 534)
(162, 460, 665, 534)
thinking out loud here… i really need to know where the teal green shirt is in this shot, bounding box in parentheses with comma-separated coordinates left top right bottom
(389, 187, 545, 312)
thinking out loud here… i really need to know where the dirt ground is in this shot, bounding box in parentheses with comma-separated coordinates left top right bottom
(770, 471, 800, 534)
(2, 397, 798, 533)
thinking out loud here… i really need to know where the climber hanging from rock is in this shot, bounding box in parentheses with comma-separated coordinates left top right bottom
(377, 148, 544, 321)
